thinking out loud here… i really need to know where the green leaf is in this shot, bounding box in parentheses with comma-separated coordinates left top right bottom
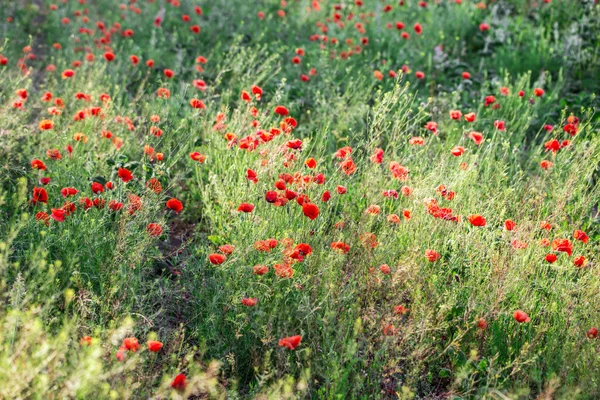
(125, 161, 141, 170)
(91, 176, 107, 185)
(439, 368, 452, 378)
(207, 235, 223, 245)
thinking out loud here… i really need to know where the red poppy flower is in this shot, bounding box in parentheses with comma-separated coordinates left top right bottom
(494, 120, 506, 131)
(241, 90, 251, 102)
(513, 310, 530, 323)
(464, 112, 476, 122)
(146, 223, 163, 237)
(425, 249, 440, 262)
(146, 178, 162, 194)
(539, 221, 552, 231)
(91, 182, 104, 194)
(587, 328, 598, 339)
(274, 263, 294, 278)
(545, 253, 557, 263)
(544, 139, 561, 153)
(60, 187, 78, 198)
(366, 205, 381, 215)
(573, 230, 589, 244)
(331, 241, 350, 254)
(61, 69, 74, 79)
(36, 211, 50, 225)
(302, 202, 319, 220)
(449, 110, 462, 120)
(253, 265, 269, 275)
(190, 98, 206, 109)
(193, 79, 207, 91)
(563, 123, 578, 136)
(31, 159, 47, 170)
(123, 337, 140, 352)
(392, 305, 408, 315)
(574, 256, 587, 268)
(39, 119, 54, 130)
(115, 348, 126, 362)
(382, 189, 397, 199)
(339, 158, 357, 176)
(504, 220, 516, 231)
(278, 335, 302, 350)
(468, 214, 486, 227)
(379, 264, 391, 275)
(80, 336, 93, 346)
(80, 198, 93, 211)
(209, 253, 226, 265)
(218, 245, 235, 255)
(93, 199, 105, 209)
(263, 191, 276, 203)
(305, 158, 317, 169)
(32, 187, 48, 204)
(241, 298, 258, 307)
(540, 160, 553, 170)
(190, 152, 206, 162)
(287, 139, 303, 150)
(484, 95, 496, 107)
(166, 198, 183, 213)
(274, 179, 287, 190)
(147, 340, 163, 352)
(274, 105, 289, 116)
(171, 374, 187, 390)
(294, 243, 313, 258)
(157, 88, 170, 98)
(109, 200, 124, 211)
(254, 241, 271, 253)
(369, 148, 384, 164)
(238, 202, 255, 213)
(383, 325, 397, 336)
(469, 132, 484, 145)
(118, 168, 133, 182)
(248, 86, 262, 101)
(551, 238, 573, 256)
(334, 147, 352, 159)
(477, 318, 487, 330)
(386, 214, 400, 224)
(104, 51, 115, 62)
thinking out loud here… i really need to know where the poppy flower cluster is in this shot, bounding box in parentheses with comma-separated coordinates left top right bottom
(113, 336, 164, 362)
(8, 0, 600, 393)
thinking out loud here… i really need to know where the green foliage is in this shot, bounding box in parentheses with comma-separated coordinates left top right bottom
(0, 0, 600, 398)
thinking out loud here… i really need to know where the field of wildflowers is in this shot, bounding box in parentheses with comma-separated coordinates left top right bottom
(1, 0, 600, 398)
